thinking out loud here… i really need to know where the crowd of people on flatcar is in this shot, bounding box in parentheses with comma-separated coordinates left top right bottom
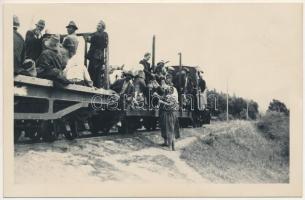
(13, 15, 107, 88)
(13, 15, 207, 150)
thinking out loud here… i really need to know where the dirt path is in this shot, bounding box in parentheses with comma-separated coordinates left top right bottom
(14, 126, 210, 184)
(15, 121, 288, 184)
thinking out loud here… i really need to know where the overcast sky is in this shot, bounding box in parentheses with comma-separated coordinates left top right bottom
(12, 3, 302, 112)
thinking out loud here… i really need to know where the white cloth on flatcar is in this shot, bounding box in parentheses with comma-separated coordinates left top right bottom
(63, 55, 92, 82)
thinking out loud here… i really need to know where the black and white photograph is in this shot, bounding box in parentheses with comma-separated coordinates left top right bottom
(3, 2, 303, 197)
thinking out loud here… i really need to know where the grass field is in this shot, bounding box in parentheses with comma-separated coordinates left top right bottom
(180, 115, 289, 183)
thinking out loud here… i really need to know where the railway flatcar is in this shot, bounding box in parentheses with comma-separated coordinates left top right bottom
(14, 34, 210, 142)
(14, 75, 119, 142)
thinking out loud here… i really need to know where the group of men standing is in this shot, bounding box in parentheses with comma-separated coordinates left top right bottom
(13, 15, 109, 88)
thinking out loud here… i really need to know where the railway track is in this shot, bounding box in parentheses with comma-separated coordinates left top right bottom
(14, 126, 163, 145)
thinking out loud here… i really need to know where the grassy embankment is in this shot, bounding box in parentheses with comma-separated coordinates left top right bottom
(180, 112, 289, 183)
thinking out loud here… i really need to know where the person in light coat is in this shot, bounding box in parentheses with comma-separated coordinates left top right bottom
(63, 55, 93, 87)
(62, 21, 79, 57)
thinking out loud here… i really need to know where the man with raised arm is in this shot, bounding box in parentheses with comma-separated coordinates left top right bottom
(87, 20, 108, 88)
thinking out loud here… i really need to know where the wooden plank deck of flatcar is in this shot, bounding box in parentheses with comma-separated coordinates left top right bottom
(14, 75, 118, 96)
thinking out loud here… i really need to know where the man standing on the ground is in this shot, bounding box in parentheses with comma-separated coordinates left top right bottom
(25, 19, 45, 61)
(63, 21, 79, 57)
(87, 20, 108, 88)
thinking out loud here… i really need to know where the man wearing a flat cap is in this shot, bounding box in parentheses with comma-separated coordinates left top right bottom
(155, 60, 169, 84)
(25, 19, 45, 61)
(87, 20, 109, 88)
(36, 34, 71, 86)
(110, 69, 134, 98)
(63, 21, 79, 57)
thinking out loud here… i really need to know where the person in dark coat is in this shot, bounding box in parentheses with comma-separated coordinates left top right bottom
(87, 20, 108, 88)
(133, 70, 147, 108)
(110, 70, 134, 95)
(139, 52, 153, 83)
(154, 60, 168, 84)
(36, 34, 70, 86)
(13, 15, 36, 77)
(158, 86, 179, 151)
(110, 70, 134, 109)
(198, 70, 206, 93)
(13, 15, 25, 75)
(25, 19, 45, 61)
(173, 67, 194, 109)
(165, 73, 180, 139)
(134, 70, 147, 96)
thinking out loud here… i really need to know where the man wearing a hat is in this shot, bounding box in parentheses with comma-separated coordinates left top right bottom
(13, 15, 37, 77)
(110, 70, 134, 94)
(197, 70, 206, 93)
(197, 70, 207, 109)
(139, 52, 152, 83)
(87, 20, 108, 88)
(36, 34, 71, 86)
(13, 15, 25, 74)
(63, 21, 79, 57)
(134, 69, 147, 98)
(25, 19, 45, 61)
(154, 60, 169, 84)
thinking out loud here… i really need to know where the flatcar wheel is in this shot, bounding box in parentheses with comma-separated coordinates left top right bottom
(143, 120, 152, 131)
(123, 120, 136, 134)
(151, 119, 157, 130)
(89, 117, 100, 135)
(64, 122, 77, 140)
(71, 121, 80, 138)
(101, 127, 111, 134)
(25, 122, 41, 141)
(40, 121, 58, 142)
(14, 128, 22, 143)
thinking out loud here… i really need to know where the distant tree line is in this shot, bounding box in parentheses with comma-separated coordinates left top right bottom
(207, 89, 259, 120)
(267, 99, 289, 116)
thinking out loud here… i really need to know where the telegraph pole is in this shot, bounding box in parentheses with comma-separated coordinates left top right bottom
(226, 79, 229, 121)
(246, 101, 249, 120)
(178, 52, 182, 110)
(104, 39, 110, 89)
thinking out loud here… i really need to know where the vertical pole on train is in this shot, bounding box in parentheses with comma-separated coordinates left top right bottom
(152, 35, 156, 72)
(84, 36, 88, 67)
(196, 67, 200, 110)
(105, 41, 110, 89)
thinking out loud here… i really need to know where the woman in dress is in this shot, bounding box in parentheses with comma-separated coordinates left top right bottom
(158, 86, 179, 151)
